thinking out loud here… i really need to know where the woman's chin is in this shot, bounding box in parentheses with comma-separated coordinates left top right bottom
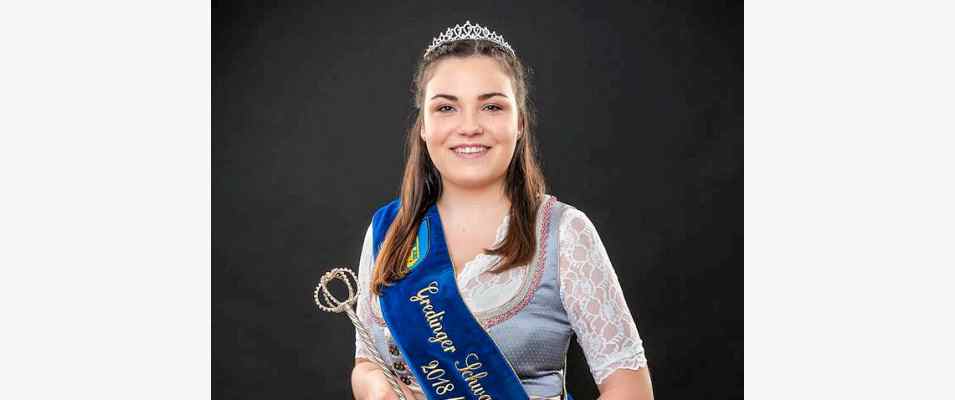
(443, 173, 505, 190)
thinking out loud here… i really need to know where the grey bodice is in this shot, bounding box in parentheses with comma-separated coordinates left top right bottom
(365, 197, 574, 399)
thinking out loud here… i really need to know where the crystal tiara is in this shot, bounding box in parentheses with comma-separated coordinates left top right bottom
(423, 20, 515, 59)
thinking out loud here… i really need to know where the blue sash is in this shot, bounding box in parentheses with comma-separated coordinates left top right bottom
(371, 199, 530, 400)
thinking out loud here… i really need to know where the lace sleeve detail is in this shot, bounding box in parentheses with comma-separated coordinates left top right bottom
(354, 223, 376, 361)
(558, 208, 648, 385)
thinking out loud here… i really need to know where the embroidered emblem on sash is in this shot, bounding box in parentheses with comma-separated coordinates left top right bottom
(405, 218, 430, 271)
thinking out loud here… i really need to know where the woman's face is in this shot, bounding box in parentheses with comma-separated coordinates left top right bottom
(421, 56, 521, 191)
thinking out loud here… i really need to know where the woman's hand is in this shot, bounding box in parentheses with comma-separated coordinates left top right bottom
(363, 376, 416, 400)
(352, 359, 417, 400)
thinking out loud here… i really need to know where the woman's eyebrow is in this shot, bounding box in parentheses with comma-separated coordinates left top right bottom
(429, 92, 509, 101)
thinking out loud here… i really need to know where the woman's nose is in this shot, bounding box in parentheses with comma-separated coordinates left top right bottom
(458, 110, 483, 136)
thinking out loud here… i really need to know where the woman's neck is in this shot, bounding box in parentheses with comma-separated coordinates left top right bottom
(436, 179, 510, 221)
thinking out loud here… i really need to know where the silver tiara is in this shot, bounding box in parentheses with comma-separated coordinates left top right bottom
(423, 20, 515, 58)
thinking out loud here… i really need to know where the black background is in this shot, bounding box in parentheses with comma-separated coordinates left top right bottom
(213, 1, 741, 399)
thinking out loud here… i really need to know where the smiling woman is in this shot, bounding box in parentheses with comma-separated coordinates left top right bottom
(370, 31, 544, 297)
(349, 21, 654, 400)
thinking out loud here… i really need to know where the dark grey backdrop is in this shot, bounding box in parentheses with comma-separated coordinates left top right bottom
(213, 1, 741, 399)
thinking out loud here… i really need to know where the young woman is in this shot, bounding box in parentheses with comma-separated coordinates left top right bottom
(351, 21, 653, 400)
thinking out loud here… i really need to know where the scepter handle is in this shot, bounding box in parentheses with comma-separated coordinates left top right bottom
(345, 307, 408, 400)
(315, 267, 408, 400)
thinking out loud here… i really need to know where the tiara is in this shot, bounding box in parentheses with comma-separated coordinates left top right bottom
(423, 20, 515, 58)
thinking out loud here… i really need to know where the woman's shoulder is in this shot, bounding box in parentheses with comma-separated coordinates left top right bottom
(371, 197, 401, 220)
(365, 197, 402, 235)
(544, 195, 604, 243)
(545, 194, 587, 225)
(362, 198, 402, 255)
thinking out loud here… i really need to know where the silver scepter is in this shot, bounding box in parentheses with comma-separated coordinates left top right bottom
(314, 267, 408, 400)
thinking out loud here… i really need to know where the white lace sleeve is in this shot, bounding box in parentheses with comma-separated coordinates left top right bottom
(354, 223, 376, 361)
(558, 208, 648, 385)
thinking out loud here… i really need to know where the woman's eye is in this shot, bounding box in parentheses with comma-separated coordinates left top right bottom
(483, 104, 503, 112)
(436, 105, 454, 113)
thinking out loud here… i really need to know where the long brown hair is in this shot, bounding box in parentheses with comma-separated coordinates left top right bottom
(371, 38, 546, 295)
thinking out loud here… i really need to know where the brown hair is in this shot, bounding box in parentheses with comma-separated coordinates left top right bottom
(370, 38, 547, 295)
